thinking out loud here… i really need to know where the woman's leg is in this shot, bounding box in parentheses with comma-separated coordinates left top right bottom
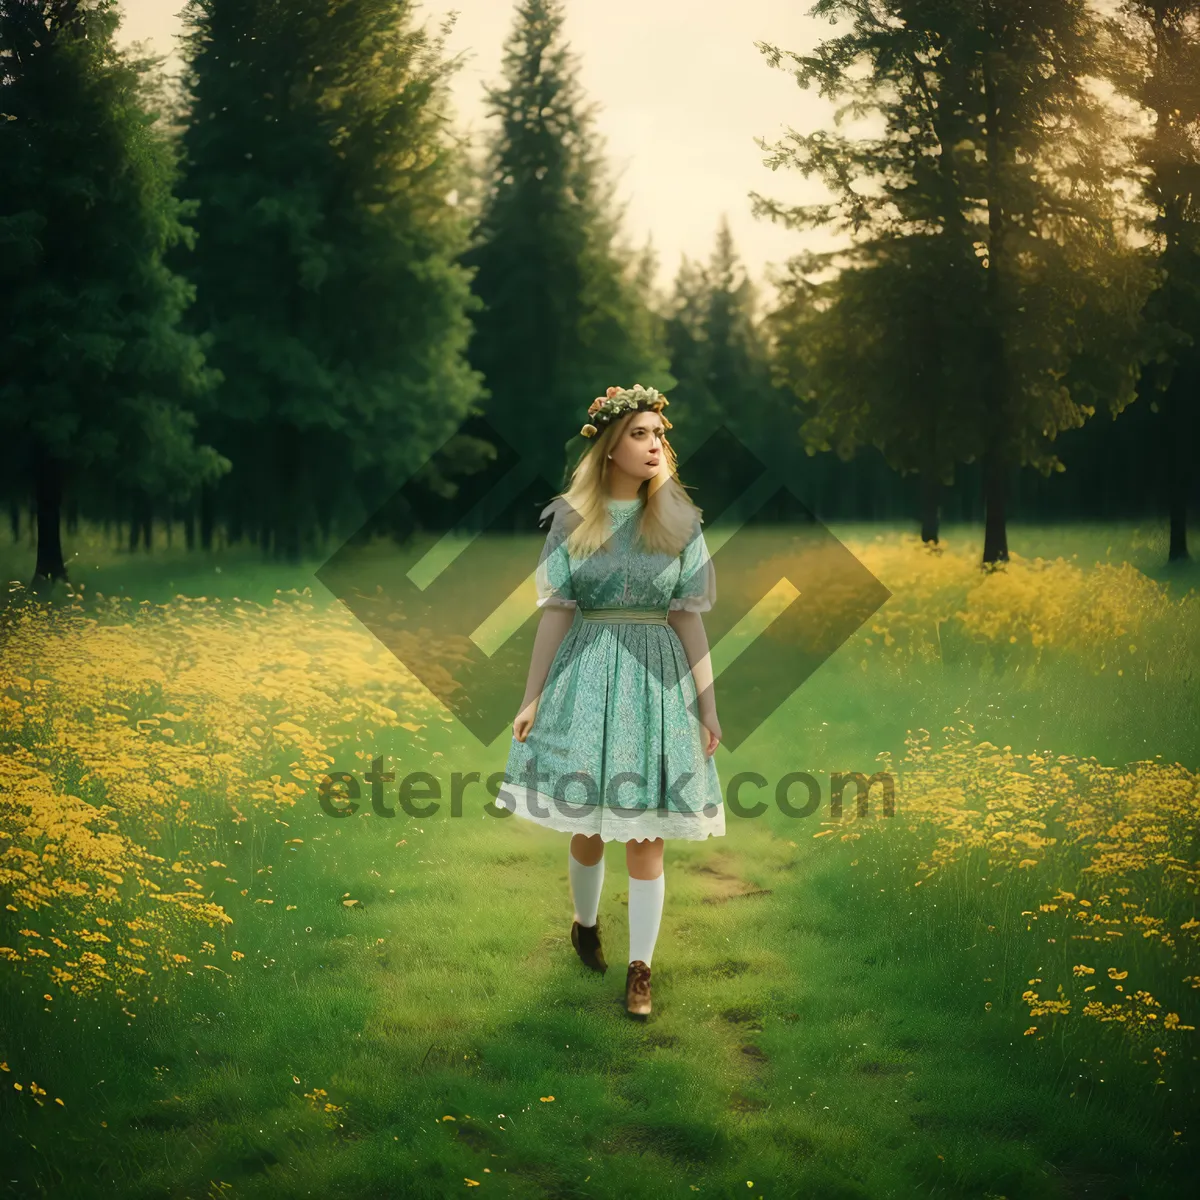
(569, 833, 605, 927)
(625, 837, 665, 966)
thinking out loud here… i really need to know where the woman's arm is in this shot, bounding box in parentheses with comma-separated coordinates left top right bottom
(513, 606, 575, 740)
(522, 606, 575, 707)
(668, 610, 720, 755)
(668, 609, 718, 720)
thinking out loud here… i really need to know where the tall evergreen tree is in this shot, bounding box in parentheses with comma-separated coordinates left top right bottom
(753, 0, 1153, 562)
(765, 233, 986, 542)
(662, 255, 715, 460)
(1107, 2, 1200, 562)
(460, 0, 671, 509)
(704, 218, 764, 438)
(0, 0, 224, 587)
(177, 0, 484, 558)
(663, 218, 803, 503)
(702, 217, 792, 469)
(627, 238, 671, 389)
(663, 253, 719, 453)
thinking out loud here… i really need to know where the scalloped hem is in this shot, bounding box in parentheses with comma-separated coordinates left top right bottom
(495, 784, 726, 843)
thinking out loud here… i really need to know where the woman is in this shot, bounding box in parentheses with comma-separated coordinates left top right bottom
(496, 384, 724, 1020)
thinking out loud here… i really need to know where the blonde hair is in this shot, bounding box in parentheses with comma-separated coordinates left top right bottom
(550, 411, 702, 558)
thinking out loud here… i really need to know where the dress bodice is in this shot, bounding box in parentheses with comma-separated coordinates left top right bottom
(534, 495, 715, 613)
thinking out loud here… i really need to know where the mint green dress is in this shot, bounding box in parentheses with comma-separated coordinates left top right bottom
(497, 495, 725, 843)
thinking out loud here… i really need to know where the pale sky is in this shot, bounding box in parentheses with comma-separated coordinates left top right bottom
(114, 1, 842, 304)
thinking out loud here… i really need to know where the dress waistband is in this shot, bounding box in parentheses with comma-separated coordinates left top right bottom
(579, 606, 671, 625)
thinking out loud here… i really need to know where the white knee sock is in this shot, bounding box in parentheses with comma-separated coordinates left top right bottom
(628, 871, 665, 966)
(568, 848, 605, 927)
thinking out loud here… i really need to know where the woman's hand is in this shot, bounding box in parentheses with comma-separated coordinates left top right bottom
(699, 709, 722, 757)
(513, 697, 539, 742)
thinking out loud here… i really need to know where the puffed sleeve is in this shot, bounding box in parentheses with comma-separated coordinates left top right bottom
(534, 498, 577, 609)
(669, 519, 716, 613)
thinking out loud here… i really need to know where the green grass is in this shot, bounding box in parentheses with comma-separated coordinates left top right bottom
(1, 519, 1198, 1197)
(6, 516, 1194, 605)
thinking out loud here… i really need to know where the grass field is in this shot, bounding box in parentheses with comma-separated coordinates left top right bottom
(0, 520, 1197, 1198)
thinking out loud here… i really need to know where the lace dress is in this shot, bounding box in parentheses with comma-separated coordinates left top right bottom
(497, 495, 725, 843)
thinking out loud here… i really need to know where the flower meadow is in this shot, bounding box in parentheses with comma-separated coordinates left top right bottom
(0, 587, 437, 1009)
(0, 526, 1196, 1185)
(837, 532, 1200, 1094)
(858, 728, 1198, 1088)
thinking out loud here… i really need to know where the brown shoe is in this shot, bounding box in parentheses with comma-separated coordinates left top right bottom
(625, 960, 652, 1018)
(570, 918, 607, 973)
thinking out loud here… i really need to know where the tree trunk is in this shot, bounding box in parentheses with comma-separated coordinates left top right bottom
(228, 489, 244, 547)
(277, 423, 304, 564)
(1164, 373, 1190, 562)
(32, 445, 68, 586)
(980, 34, 1012, 567)
(920, 473, 940, 545)
(184, 502, 196, 551)
(1148, 12, 1191, 562)
(315, 477, 336, 552)
(9, 499, 20, 542)
(982, 451, 1009, 564)
(200, 482, 216, 551)
(128, 494, 153, 551)
(1167, 503, 1188, 561)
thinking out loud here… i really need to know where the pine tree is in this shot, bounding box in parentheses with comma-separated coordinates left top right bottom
(765, 232, 986, 542)
(702, 218, 779, 459)
(753, 0, 1154, 562)
(460, 0, 671, 508)
(177, 0, 484, 558)
(665, 218, 801, 500)
(0, 0, 224, 588)
(1107, 2, 1200, 563)
(664, 254, 719, 457)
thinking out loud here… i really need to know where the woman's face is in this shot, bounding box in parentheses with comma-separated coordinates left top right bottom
(608, 410, 665, 483)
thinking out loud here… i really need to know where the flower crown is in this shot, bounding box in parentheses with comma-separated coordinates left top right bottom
(579, 384, 672, 439)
